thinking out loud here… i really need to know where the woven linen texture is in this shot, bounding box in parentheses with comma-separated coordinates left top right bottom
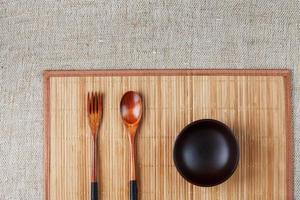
(0, 0, 299, 199)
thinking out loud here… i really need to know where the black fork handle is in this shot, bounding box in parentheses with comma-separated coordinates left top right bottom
(91, 182, 98, 200)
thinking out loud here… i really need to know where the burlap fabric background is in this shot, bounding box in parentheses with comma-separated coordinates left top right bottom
(0, 0, 299, 199)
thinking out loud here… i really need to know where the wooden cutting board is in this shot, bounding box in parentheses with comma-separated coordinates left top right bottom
(43, 69, 293, 200)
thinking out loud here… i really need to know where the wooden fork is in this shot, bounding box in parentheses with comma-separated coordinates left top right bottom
(87, 92, 102, 200)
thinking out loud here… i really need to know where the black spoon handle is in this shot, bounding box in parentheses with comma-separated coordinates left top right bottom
(130, 180, 137, 200)
(91, 182, 98, 200)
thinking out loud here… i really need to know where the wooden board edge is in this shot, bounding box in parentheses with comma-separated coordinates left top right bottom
(43, 73, 50, 200)
(284, 71, 293, 200)
(43, 69, 293, 199)
(43, 69, 291, 77)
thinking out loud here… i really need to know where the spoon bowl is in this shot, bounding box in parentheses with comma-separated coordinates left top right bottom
(120, 91, 143, 128)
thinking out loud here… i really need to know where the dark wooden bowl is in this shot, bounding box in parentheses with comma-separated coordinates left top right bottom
(173, 119, 239, 187)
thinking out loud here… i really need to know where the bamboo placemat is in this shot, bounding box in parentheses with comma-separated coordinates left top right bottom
(43, 69, 293, 200)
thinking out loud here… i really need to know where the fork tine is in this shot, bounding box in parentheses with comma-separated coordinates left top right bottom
(90, 92, 92, 114)
(95, 92, 98, 113)
(94, 92, 97, 114)
(98, 92, 102, 113)
(92, 92, 95, 113)
(87, 92, 90, 114)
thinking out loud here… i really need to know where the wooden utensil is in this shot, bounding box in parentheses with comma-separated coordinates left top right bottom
(87, 92, 102, 200)
(120, 91, 143, 200)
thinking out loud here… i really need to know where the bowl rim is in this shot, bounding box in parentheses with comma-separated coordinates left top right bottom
(173, 118, 240, 187)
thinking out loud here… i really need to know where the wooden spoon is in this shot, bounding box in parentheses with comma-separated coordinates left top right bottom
(120, 91, 143, 200)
